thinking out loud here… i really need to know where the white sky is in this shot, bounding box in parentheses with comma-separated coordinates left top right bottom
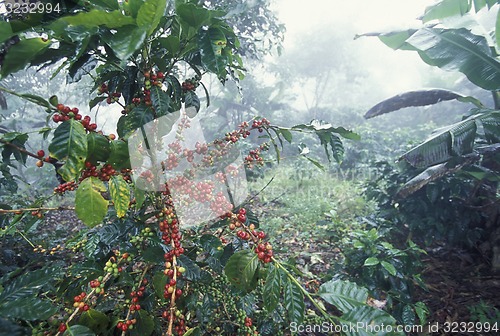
(271, 0, 443, 107)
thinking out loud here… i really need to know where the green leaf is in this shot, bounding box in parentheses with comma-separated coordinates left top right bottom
(406, 28, 500, 91)
(177, 255, 201, 281)
(176, 3, 212, 29)
(380, 261, 397, 276)
(124, 0, 144, 17)
(184, 91, 200, 114)
(153, 272, 169, 301)
(0, 267, 59, 303)
(364, 89, 464, 119)
(183, 328, 200, 336)
(75, 177, 108, 227)
(263, 265, 281, 313)
(134, 187, 146, 209)
(283, 277, 304, 324)
(63, 325, 95, 336)
(103, 25, 147, 61)
(129, 310, 154, 336)
(340, 306, 402, 336)
(86, 132, 110, 163)
(0, 38, 51, 78)
(53, 9, 135, 29)
(414, 301, 429, 324)
(159, 35, 181, 55)
(423, 0, 471, 23)
(318, 279, 368, 313)
(79, 309, 110, 335)
(90, 0, 119, 10)
(109, 175, 130, 218)
(107, 140, 130, 170)
(364, 257, 380, 266)
(49, 119, 88, 181)
(0, 22, 13, 43)
(199, 27, 228, 79)
(137, 0, 167, 35)
(0, 298, 57, 321)
(224, 250, 259, 292)
(151, 86, 171, 116)
(402, 304, 416, 326)
(117, 105, 155, 138)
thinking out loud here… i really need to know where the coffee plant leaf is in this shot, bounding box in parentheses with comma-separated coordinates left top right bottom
(49, 119, 88, 181)
(52, 9, 135, 30)
(107, 140, 130, 169)
(199, 27, 228, 80)
(150, 85, 171, 117)
(224, 249, 259, 292)
(176, 2, 212, 29)
(117, 105, 155, 139)
(109, 175, 130, 218)
(263, 265, 281, 313)
(0, 297, 57, 321)
(78, 309, 109, 335)
(86, 132, 110, 163)
(0, 38, 51, 78)
(183, 327, 200, 336)
(381, 261, 397, 276)
(137, 0, 167, 36)
(75, 177, 108, 227)
(401, 304, 416, 326)
(340, 305, 402, 336)
(129, 310, 154, 336)
(153, 272, 169, 301)
(103, 25, 147, 61)
(318, 279, 368, 313)
(62, 325, 95, 336)
(177, 254, 202, 281)
(0, 267, 60, 303)
(283, 277, 304, 324)
(184, 91, 200, 114)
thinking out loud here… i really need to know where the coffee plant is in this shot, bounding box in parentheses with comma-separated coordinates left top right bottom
(0, 1, 404, 335)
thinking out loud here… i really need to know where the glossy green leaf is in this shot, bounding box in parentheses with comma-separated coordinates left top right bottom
(107, 140, 130, 170)
(103, 25, 147, 61)
(177, 255, 202, 281)
(159, 35, 181, 55)
(423, 0, 471, 22)
(129, 310, 154, 336)
(117, 105, 155, 138)
(199, 27, 228, 79)
(340, 306, 402, 336)
(364, 257, 380, 266)
(0, 38, 51, 78)
(137, 0, 167, 35)
(86, 132, 110, 163)
(79, 309, 110, 335)
(151, 86, 171, 116)
(283, 277, 304, 323)
(75, 177, 108, 227)
(134, 187, 146, 209)
(414, 301, 429, 324)
(153, 272, 169, 301)
(184, 91, 200, 114)
(263, 265, 281, 313)
(406, 28, 500, 90)
(380, 261, 397, 276)
(90, 0, 119, 10)
(0, 298, 57, 321)
(124, 0, 144, 17)
(109, 175, 130, 218)
(48, 119, 88, 181)
(224, 250, 259, 292)
(0, 22, 13, 43)
(54, 9, 135, 29)
(318, 279, 368, 313)
(0, 267, 59, 303)
(402, 304, 416, 325)
(176, 3, 212, 29)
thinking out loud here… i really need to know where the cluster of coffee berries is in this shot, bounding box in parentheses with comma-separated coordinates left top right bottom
(245, 144, 268, 168)
(104, 259, 122, 276)
(116, 319, 137, 332)
(89, 276, 105, 294)
(254, 242, 273, 263)
(158, 208, 184, 258)
(144, 69, 165, 89)
(236, 310, 258, 336)
(128, 286, 144, 312)
(181, 76, 199, 92)
(52, 104, 83, 123)
(129, 227, 155, 248)
(80, 162, 117, 181)
(58, 323, 67, 333)
(251, 118, 270, 132)
(54, 181, 77, 194)
(73, 292, 89, 312)
(31, 210, 43, 219)
(33, 244, 63, 256)
(70, 237, 87, 252)
(96, 83, 122, 104)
